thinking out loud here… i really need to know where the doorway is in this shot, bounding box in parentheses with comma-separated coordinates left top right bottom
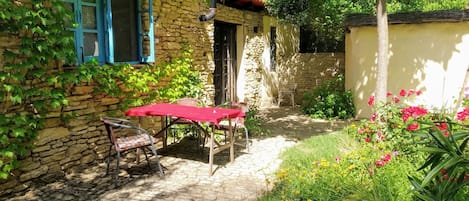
(214, 21, 237, 106)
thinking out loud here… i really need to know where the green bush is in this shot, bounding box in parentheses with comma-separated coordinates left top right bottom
(302, 74, 355, 120)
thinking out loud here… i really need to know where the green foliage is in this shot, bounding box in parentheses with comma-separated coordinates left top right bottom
(0, 1, 203, 180)
(0, 0, 75, 180)
(77, 47, 203, 110)
(409, 119, 469, 200)
(244, 106, 270, 136)
(265, 0, 467, 52)
(302, 74, 355, 120)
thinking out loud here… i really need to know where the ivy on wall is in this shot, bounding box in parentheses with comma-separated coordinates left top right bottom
(0, 0, 202, 179)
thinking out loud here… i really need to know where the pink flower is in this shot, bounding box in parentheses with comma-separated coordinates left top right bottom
(392, 151, 399, 156)
(416, 90, 422, 96)
(365, 138, 371, 143)
(407, 89, 415, 96)
(457, 108, 469, 121)
(375, 160, 384, 167)
(358, 128, 365, 134)
(383, 154, 392, 162)
(399, 89, 407, 97)
(392, 96, 400, 103)
(335, 157, 341, 163)
(370, 113, 377, 122)
(368, 95, 375, 106)
(377, 131, 385, 140)
(407, 123, 419, 131)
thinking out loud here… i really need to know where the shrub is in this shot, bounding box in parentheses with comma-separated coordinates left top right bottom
(302, 74, 355, 120)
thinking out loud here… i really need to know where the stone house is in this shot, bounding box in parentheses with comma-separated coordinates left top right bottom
(0, 0, 344, 195)
(345, 10, 469, 118)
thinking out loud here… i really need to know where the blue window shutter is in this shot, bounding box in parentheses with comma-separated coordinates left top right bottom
(137, 0, 155, 63)
(104, 0, 114, 63)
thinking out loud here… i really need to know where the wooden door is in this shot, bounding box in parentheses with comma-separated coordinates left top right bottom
(214, 22, 237, 105)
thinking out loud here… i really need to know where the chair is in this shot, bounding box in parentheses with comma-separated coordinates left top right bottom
(101, 117, 164, 180)
(278, 83, 297, 107)
(168, 97, 201, 143)
(215, 102, 250, 151)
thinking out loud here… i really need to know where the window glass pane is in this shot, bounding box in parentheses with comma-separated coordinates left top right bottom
(64, 2, 74, 27)
(84, 33, 99, 56)
(82, 6, 97, 29)
(112, 0, 138, 62)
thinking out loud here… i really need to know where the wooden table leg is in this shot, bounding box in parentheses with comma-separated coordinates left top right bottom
(229, 118, 234, 163)
(209, 124, 215, 175)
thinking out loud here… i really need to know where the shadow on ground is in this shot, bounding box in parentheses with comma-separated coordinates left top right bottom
(255, 106, 350, 141)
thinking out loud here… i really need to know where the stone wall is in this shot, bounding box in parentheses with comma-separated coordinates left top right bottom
(277, 53, 345, 106)
(256, 53, 345, 107)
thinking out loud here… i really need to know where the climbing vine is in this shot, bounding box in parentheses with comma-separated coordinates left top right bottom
(0, 0, 202, 179)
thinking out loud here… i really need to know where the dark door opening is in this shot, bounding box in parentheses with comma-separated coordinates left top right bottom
(214, 22, 237, 105)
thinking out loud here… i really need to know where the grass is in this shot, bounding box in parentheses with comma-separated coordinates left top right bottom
(279, 131, 356, 168)
(260, 131, 359, 201)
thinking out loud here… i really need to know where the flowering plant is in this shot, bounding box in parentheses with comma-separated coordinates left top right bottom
(409, 114, 469, 200)
(349, 89, 468, 199)
(349, 89, 431, 155)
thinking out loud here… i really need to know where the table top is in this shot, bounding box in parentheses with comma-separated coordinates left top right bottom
(125, 103, 244, 125)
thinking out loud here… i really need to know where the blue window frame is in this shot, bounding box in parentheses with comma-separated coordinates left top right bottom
(65, 0, 154, 64)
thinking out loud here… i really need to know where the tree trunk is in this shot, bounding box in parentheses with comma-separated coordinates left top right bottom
(376, 0, 388, 103)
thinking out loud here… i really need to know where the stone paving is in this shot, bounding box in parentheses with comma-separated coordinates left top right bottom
(1, 107, 348, 201)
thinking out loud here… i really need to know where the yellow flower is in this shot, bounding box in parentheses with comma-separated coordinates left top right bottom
(347, 164, 356, 170)
(307, 199, 313, 201)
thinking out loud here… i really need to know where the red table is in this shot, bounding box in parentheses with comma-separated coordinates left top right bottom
(126, 103, 244, 175)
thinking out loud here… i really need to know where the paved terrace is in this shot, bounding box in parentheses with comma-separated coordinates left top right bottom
(1, 107, 348, 201)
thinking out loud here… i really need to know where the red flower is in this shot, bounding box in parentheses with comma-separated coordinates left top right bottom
(416, 90, 422, 96)
(443, 131, 450, 137)
(407, 123, 419, 131)
(442, 174, 448, 180)
(457, 108, 469, 121)
(401, 106, 428, 122)
(365, 138, 371, 143)
(437, 123, 448, 131)
(386, 92, 393, 97)
(368, 95, 375, 106)
(392, 96, 400, 103)
(375, 160, 384, 167)
(440, 169, 447, 175)
(399, 89, 406, 96)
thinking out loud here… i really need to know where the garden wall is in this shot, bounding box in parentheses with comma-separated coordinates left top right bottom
(345, 10, 469, 118)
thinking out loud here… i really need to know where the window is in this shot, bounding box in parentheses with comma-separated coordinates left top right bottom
(270, 26, 277, 72)
(64, 0, 154, 64)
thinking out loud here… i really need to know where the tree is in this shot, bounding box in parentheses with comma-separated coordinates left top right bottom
(375, 0, 388, 103)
